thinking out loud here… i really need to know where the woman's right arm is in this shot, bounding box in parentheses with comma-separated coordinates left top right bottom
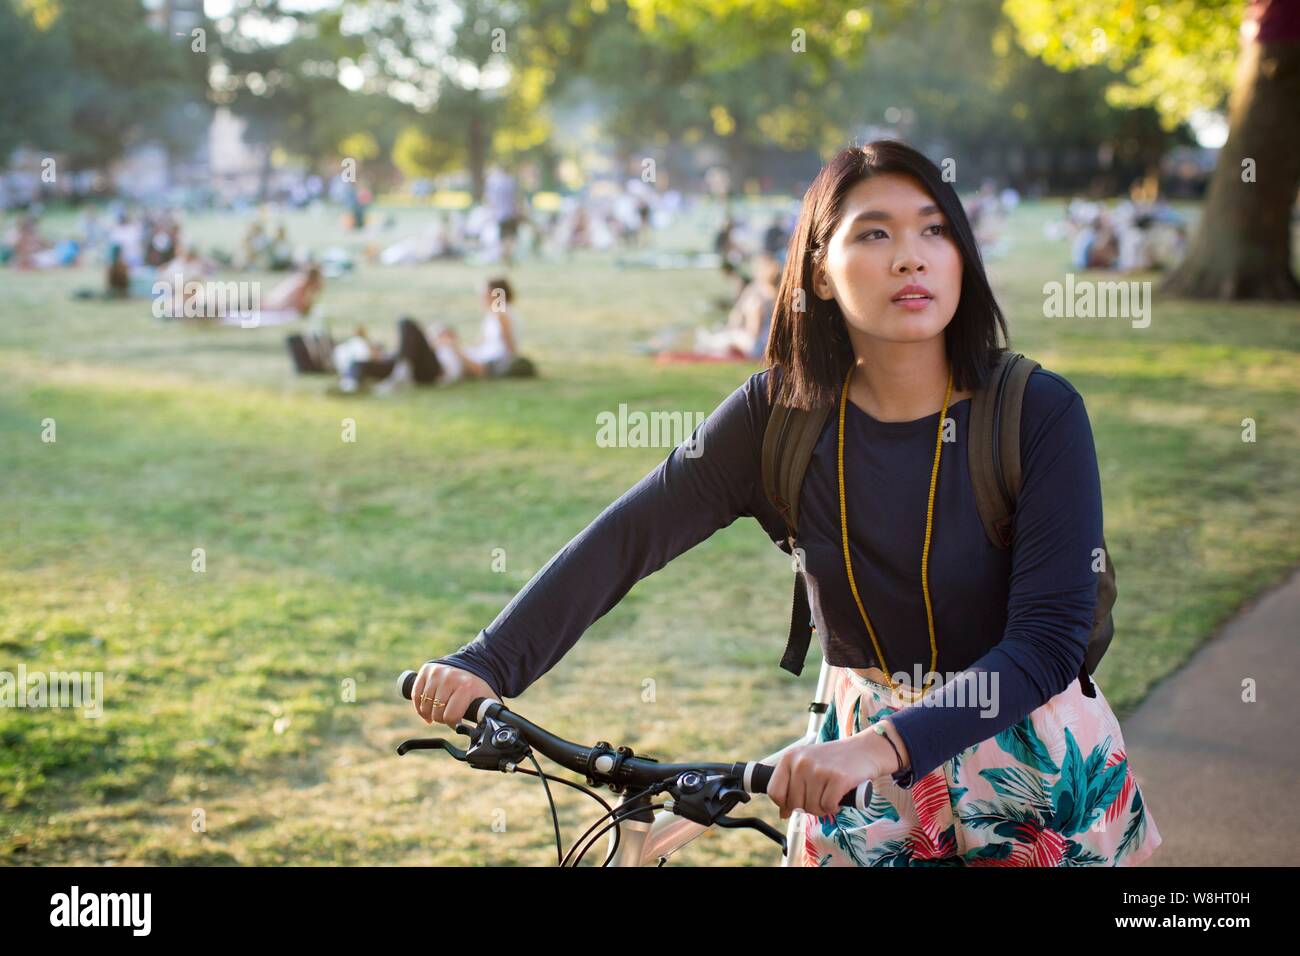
(418, 369, 777, 725)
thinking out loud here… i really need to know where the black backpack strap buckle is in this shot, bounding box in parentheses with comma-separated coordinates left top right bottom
(779, 570, 814, 676)
(1078, 660, 1096, 698)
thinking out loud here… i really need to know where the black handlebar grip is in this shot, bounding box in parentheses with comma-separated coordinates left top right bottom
(742, 761, 875, 812)
(398, 670, 418, 700)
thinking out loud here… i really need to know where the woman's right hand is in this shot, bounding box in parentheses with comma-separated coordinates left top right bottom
(410, 662, 501, 728)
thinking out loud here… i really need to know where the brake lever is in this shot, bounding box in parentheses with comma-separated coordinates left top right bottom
(396, 717, 485, 759)
(396, 737, 469, 761)
(713, 812, 788, 853)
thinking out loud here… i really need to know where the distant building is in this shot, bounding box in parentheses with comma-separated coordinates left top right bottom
(143, 0, 205, 38)
(208, 108, 272, 202)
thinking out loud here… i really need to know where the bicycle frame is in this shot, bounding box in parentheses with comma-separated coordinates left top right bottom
(600, 655, 834, 866)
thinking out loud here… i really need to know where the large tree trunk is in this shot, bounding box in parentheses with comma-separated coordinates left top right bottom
(1162, 14, 1300, 300)
(723, 113, 751, 196)
(466, 110, 486, 203)
(257, 143, 274, 204)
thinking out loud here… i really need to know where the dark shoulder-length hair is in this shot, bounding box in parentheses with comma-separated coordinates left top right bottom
(764, 139, 1010, 410)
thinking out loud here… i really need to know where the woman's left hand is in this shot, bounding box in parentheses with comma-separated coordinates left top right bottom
(765, 734, 891, 820)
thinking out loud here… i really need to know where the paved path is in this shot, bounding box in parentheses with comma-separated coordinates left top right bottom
(1125, 565, 1300, 866)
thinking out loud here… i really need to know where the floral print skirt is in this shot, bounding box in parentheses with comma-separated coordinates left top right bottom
(799, 665, 1163, 866)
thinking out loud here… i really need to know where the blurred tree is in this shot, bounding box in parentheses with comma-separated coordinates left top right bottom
(825, 0, 1183, 192)
(624, 0, 884, 77)
(619, 0, 890, 183)
(353, 0, 545, 199)
(63, 0, 209, 168)
(566, 12, 714, 168)
(571, 0, 1183, 195)
(555, 0, 878, 191)
(212, 3, 374, 197)
(0, 0, 207, 171)
(1005, 0, 1300, 300)
(0, 1, 69, 157)
(392, 125, 462, 180)
(201, 0, 1209, 210)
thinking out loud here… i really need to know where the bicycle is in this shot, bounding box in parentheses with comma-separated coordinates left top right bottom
(396, 659, 862, 866)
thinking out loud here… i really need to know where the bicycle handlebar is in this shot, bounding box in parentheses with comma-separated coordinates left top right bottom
(397, 669, 875, 813)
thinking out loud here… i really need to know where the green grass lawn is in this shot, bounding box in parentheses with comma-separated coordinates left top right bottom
(1, 197, 1297, 865)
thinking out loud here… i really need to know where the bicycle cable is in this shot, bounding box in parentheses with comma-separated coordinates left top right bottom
(578, 801, 670, 867)
(510, 761, 622, 864)
(559, 781, 665, 867)
(524, 750, 564, 865)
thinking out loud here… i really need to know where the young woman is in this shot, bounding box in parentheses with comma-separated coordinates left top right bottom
(337, 278, 521, 390)
(257, 264, 323, 324)
(693, 253, 780, 360)
(410, 140, 1162, 867)
(431, 277, 520, 381)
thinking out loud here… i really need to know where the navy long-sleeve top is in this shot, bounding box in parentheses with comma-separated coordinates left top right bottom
(432, 363, 1103, 789)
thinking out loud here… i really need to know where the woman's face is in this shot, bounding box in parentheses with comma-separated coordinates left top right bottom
(811, 172, 962, 345)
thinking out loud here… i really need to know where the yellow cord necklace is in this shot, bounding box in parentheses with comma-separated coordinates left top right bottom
(837, 361, 954, 701)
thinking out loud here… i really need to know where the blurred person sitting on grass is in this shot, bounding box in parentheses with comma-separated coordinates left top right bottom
(268, 225, 295, 271)
(432, 276, 521, 381)
(257, 263, 324, 325)
(331, 277, 523, 393)
(156, 244, 217, 285)
(3, 212, 54, 269)
(692, 253, 780, 360)
(239, 221, 271, 270)
(71, 243, 153, 300)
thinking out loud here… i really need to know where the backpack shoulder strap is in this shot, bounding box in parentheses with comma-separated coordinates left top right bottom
(968, 350, 1039, 548)
(761, 399, 833, 536)
(761, 391, 833, 676)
